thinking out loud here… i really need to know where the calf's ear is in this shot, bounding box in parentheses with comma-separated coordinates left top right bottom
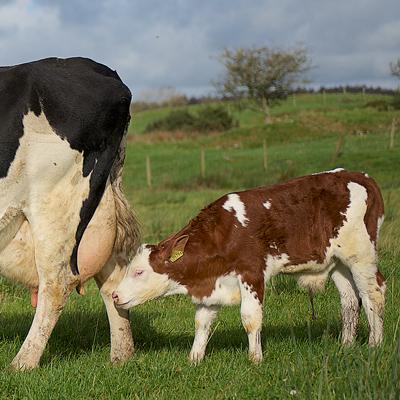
(169, 235, 189, 262)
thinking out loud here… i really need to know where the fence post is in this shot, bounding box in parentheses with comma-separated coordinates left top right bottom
(322, 90, 326, 105)
(292, 93, 297, 107)
(263, 140, 268, 171)
(146, 155, 152, 188)
(362, 86, 366, 101)
(200, 148, 206, 179)
(331, 134, 345, 164)
(390, 118, 396, 150)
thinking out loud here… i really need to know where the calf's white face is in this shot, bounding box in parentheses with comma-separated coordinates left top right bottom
(113, 245, 169, 308)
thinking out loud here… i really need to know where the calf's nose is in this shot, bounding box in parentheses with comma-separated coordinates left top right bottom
(112, 291, 119, 303)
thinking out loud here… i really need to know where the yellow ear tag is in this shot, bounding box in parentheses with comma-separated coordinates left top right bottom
(169, 249, 184, 262)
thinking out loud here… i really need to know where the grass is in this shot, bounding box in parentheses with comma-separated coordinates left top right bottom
(0, 93, 399, 399)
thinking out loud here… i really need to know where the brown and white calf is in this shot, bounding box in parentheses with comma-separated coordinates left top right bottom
(113, 169, 386, 364)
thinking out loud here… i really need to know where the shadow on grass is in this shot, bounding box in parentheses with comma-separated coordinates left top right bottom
(0, 307, 368, 366)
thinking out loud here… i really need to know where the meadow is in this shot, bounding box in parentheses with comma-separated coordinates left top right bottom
(0, 93, 399, 399)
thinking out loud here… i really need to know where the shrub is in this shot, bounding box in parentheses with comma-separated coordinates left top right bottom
(145, 106, 236, 133)
(193, 106, 236, 132)
(391, 91, 400, 109)
(364, 92, 400, 111)
(364, 99, 391, 111)
(145, 110, 196, 132)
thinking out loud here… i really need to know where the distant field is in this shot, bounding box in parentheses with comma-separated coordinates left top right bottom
(0, 93, 399, 399)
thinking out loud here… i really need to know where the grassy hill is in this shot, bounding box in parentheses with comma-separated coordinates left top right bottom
(0, 93, 399, 399)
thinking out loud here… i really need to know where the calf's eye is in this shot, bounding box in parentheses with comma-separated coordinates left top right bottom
(135, 270, 144, 277)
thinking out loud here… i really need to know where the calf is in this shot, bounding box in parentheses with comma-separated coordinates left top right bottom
(113, 169, 385, 364)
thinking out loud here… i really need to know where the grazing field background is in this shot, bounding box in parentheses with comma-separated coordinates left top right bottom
(0, 93, 399, 399)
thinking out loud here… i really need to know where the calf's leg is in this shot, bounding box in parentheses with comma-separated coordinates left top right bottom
(189, 305, 219, 365)
(331, 262, 360, 345)
(350, 262, 385, 346)
(239, 278, 263, 364)
(95, 259, 134, 363)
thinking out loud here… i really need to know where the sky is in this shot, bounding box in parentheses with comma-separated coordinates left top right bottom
(0, 0, 399, 100)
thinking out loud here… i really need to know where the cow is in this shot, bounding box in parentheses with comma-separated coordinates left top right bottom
(0, 57, 140, 370)
(113, 169, 386, 364)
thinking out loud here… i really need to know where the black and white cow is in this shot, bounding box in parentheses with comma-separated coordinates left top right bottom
(0, 57, 139, 369)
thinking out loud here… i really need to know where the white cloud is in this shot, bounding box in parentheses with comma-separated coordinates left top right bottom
(0, 0, 399, 98)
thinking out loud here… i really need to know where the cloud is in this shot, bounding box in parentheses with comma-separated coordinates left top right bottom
(0, 0, 399, 98)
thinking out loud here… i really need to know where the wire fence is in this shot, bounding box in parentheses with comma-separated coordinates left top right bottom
(123, 119, 398, 193)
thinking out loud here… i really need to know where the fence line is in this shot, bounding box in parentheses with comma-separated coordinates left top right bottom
(146, 155, 152, 188)
(141, 133, 398, 189)
(200, 149, 206, 178)
(263, 140, 268, 171)
(390, 118, 396, 150)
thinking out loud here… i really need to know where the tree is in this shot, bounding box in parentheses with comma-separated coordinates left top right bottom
(390, 59, 400, 79)
(214, 46, 311, 123)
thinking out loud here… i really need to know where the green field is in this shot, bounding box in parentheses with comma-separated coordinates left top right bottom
(0, 93, 399, 399)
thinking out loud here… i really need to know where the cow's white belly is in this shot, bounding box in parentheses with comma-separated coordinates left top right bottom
(193, 273, 241, 306)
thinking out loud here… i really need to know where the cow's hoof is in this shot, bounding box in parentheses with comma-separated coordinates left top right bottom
(110, 336, 134, 364)
(248, 352, 263, 364)
(189, 351, 205, 366)
(341, 337, 355, 347)
(110, 347, 135, 364)
(10, 356, 38, 371)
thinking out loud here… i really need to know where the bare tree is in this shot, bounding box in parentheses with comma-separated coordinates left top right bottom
(214, 46, 311, 123)
(390, 59, 400, 79)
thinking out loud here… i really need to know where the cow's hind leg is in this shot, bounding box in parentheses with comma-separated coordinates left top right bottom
(331, 262, 360, 345)
(239, 278, 263, 364)
(95, 259, 134, 363)
(189, 305, 219, 365)
(339, 237, 386, 346)
(11, 253, 77, 370)
(10, 207, 82, 370)
(349, 261, 385, 346)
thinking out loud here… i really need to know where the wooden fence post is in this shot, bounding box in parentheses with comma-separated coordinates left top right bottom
(322, 90, 326, 105)
(390, 118, 396, 150)
(292, 93, 297, 107)
(200, 149, 206, 179)
(263, 140, 268, 171)
(146, 155, 152, 188)
(331, 134, 345, 164)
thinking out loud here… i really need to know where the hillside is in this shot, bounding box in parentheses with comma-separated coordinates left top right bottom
(0, 93, 398, 399)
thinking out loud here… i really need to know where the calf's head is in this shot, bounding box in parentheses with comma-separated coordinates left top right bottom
(113, 235, 189, 308)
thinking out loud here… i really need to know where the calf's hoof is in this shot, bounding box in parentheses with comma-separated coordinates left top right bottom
(189, 350, 205, 366)
(249, 351, 263, 364)
(368, 336, 383, 348)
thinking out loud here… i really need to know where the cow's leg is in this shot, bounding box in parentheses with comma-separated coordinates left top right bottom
(11, 261, 76, 370)
(10, 207, 81, 370)
(331, 262, 360, 345)
(239, 278, 263, 364)
(95, 259, 134, 363)
(349, 262, 385, 346)
(189, 305, 219, 365)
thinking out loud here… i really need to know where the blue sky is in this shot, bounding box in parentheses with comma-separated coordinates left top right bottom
(1, 0, 399, 99)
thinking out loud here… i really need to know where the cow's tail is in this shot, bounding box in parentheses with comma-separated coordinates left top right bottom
(110, 134, 141, 266)
(364, 175, 385, 248)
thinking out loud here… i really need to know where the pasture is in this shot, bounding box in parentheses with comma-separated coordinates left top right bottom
(0, 93, 399, 399)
